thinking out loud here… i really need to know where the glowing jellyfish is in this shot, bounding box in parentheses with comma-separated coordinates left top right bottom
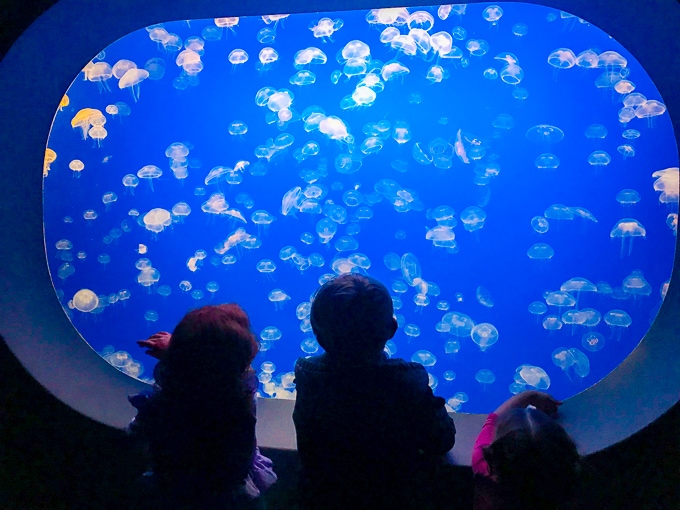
(57, 263, 75, 280)
(610, 218, 646, 256)
(621, 271, 652, 296)
(342, 39, 370, 59)
(404, 324, 421, 339)
(411, 350, 436, 366)
(584, 124, 608, 139)
(475, 369, 495, 391)
(290, 70, 316, 86)
(228, 49, 248, 66)
(400, 253, 421, 286)
(588, 151, 611, 166)
(542, 315, 562, 331)
(528, 301, 548, 316)
(465, 39, 489, 57)
(268, 289, 291, 310)
(527, 243, 554, 260)
(526, 124, 564, 144)
(582, 332, 605, 352)
(460, 207, 486, 232)
(635, 100, 667, 123)
(260, 327, 282, 341)
(547, 48, 577, 69)
(137, 165, 162, 191)
(101, 192, 117, 211)
(68, 159, 85, 178)
(517, 366, 550, 390)
(384, 252, 401, 270)
(140, 207, 172, 234)
(552, 347, 590, 379)
(616, 189, 640, 205)
(381, 61, 410, 81)
(119, 174, 139, 195)
(251, 210, 276, 229)
(118, 68, 149, 102)
(500, 64, 524, 85)
(476, 286, 494, 308)
(535, 153, 560, 169)
(435, 322, 451, 334)
(84, 61, 113, 90)
(511, 22, 529, 36)
(228, 121, 248, 136)
(531, 216, 550, 234)
(618, 145, 635, 159)
(83, 210, 98, 221)
(334, 236, 359, 252)
(143, 57, 166, 80)
(483, 67, 498, 80)
(319, 116, 349, 141)
(618, 106, 637, 124)
(543, 204, 573, 220)
(471, 323, 498, 351)
(258, 47, 279, 70)
(652, 168, 679, 204)
(73, 289, 99, 312)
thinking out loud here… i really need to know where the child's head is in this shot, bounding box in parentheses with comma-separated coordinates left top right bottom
(484, 407, 581, 509)
(163, 304, 258, 394)
(310, 273, 397, 360)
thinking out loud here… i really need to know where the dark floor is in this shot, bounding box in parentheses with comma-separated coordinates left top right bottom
(1, 334, 679, 509)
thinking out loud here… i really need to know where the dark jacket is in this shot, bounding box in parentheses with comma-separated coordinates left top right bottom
(293, 352, 456, 509)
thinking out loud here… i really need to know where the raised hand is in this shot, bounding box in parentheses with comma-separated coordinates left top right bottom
(137, 331, 172, 359)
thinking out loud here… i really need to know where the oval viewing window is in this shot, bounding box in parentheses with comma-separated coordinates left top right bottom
(43, 3, 677, 414)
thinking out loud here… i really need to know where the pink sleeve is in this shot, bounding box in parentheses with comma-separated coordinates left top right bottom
(471, 412, 498, 476)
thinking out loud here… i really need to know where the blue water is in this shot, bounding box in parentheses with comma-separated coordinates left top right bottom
(43, 3, 678, 413)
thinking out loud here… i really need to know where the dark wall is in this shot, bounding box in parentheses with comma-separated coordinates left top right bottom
(1, 1, 679, 509)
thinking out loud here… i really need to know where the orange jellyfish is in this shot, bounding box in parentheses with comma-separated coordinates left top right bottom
(43, 148, 57, 177)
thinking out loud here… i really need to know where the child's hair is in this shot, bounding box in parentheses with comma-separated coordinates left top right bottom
(310, 273, 396, 360)
(161, 303, 258, 405)
(483, 407, 581, 510)
(147, 304, 260, 501)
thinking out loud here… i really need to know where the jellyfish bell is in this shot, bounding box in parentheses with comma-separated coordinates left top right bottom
(471, 323, 499, 351)
(582, 332, 605, 352)
(228, 49, 249, 65)
(341, 39, 370, 60)
(610, 218, 646, 256)
(73, 289, 99, 312)
(137, 165, 162, 191)
(588, 150, 611, 166)
(411, 349, 436, 367)
(143, 208, 172, 233)
(527, 243, 555, 260)
(526, 124, 565, 144)
(622, 270, 652, 297)
(616, 189, 641, 206)
(71, 108, 104, 139)
(547, 48, 577, 69)
(500, 64, 524, 85)
(460, 206, 487, 232)
(535, 153, 560, 170)
(517, 365, 550, 390)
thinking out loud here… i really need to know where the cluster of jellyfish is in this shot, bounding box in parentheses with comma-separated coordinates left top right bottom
(44, 3, 678, 412)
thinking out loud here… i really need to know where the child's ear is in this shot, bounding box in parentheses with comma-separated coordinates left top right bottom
(387, 317, 398, 339)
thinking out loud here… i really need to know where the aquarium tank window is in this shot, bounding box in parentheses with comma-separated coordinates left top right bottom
(43, 3, 678, 414)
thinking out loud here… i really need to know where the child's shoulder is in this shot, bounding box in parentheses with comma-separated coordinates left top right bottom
(295, 353, 428, 379)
